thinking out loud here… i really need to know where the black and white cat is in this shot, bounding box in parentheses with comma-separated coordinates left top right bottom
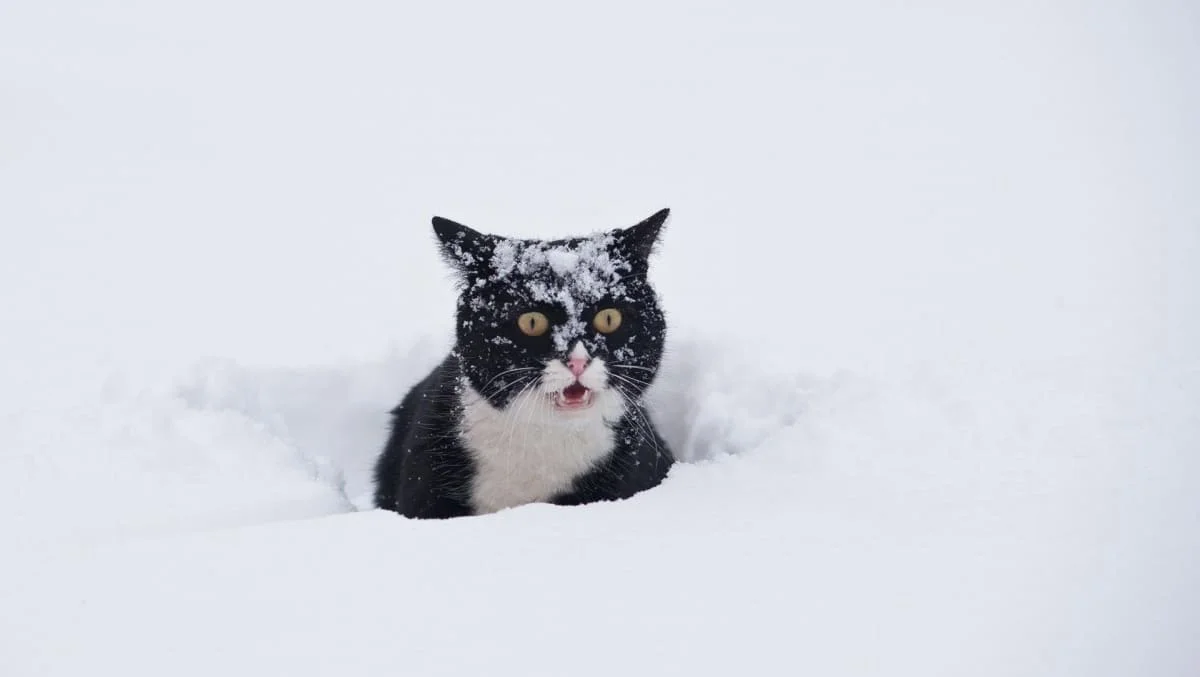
(373, 209, 674, 519)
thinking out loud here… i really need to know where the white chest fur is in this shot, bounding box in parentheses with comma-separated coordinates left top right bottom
(459, 383, 619, 514)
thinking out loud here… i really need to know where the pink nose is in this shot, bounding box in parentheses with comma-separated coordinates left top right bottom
(567, 357, 588, 377)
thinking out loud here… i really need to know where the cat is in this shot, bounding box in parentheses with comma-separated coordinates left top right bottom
(373, 209, 675, 519)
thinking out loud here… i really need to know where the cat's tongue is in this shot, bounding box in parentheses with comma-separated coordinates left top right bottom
(561, 382, 590, 403)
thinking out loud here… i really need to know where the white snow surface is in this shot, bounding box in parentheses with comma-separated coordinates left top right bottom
(2, 1, 1198, 675)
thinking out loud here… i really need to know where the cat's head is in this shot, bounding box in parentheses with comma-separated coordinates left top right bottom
(432, 209, 669, 420)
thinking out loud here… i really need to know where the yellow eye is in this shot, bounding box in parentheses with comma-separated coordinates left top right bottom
(517, 311, 550, 337)
(593, 308, 623, 334)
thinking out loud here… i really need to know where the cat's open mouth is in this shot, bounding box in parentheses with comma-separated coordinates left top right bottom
(552, 382, 593, 411)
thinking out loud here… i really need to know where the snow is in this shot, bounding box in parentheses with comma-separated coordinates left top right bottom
(545, 247, 582, 276)
(2, 1, 1199, 676)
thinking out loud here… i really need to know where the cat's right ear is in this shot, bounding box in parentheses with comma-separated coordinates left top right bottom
(432, 216, 494, 278)
(614, 208, 670, 270)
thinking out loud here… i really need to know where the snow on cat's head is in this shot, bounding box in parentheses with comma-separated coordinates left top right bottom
(432, 209, 669, 416)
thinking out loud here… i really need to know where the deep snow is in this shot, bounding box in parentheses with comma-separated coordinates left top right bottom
(1, 1, 1198, 675)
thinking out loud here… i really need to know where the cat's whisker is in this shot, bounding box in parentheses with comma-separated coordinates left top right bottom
(609, 382, 647, 433)
(607, 371, 648, 387)
(607, 371, 687, 398)
(608, 369, 654, 383)
(514, 384, 542, 475)
(479, 366, 539, 394)
(522, 383, 544, 481)
(608, 372, 669, 396)
(620, 400, 664, 467)
(611, 379, 667, 464)
(485, 375, 537, 400)
(501, 378, 539, 450)
(491, 379, 534, 481)
(609, 363, 657, 372)
(608, 377, 645, 401)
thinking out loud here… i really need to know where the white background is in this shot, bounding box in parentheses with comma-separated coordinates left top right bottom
(1, 1, 1197, 675)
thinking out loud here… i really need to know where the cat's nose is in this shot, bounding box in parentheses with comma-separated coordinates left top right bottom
(566, 356, 589, 377)
(566, 341, 591, 378)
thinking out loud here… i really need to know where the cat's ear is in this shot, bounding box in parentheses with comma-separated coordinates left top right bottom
(432, 216, 495, 278)
(615, 208, 669, 269)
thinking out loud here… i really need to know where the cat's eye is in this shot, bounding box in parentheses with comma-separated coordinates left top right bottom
(517, 311, 550, 337)
(593, 308, 623, 334)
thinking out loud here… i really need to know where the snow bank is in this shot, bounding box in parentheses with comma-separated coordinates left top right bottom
(0, 362, 351, 548)
(3, 337, 1196, 676)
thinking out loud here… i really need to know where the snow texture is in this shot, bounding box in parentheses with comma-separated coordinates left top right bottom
(1, 2, 1198, 676)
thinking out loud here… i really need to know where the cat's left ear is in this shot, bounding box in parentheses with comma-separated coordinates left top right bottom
(432, 216, 496, 278)
(615, 208, 669, 269)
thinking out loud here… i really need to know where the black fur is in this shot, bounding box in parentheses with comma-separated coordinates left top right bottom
(373, 209, 674, 519)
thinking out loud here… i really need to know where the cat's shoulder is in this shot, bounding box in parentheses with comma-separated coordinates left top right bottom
(390, 353, 461, 415)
